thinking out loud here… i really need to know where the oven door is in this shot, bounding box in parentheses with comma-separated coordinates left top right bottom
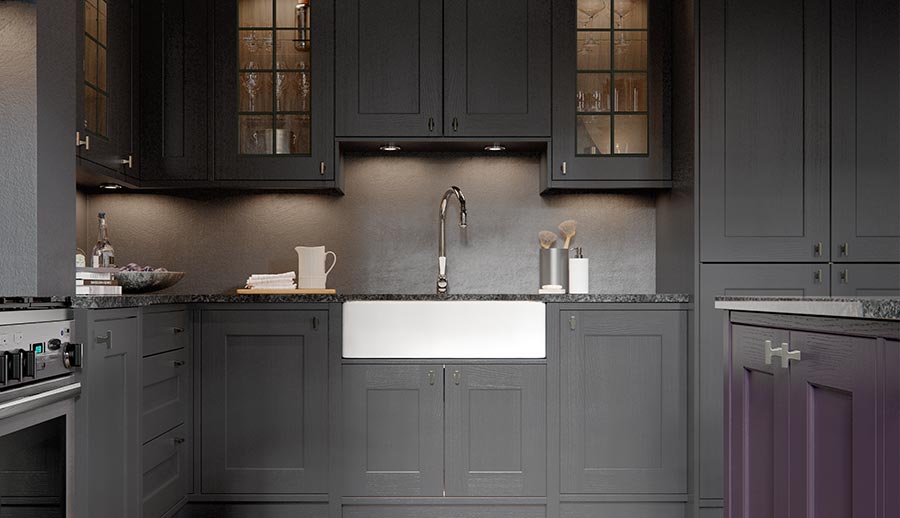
(0, 381, 80, 518)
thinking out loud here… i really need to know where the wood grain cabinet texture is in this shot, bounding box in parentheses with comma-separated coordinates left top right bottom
(342, 363, 547, 497)
(559, 309, 687, 494)
(74, 308, 142, 518)
(200, 309, 329, 495)
(335, 0, 550, 138)
(725, 317, 894, 518)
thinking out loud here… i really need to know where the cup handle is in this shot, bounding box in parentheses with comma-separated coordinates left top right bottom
(324, 251, 337, 276)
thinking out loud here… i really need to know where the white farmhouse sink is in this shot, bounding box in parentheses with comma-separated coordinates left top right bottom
(342, 301, 546, 358)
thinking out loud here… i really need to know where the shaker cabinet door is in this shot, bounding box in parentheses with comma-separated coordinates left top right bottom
(699, 0, 829, 261)
(560, 310, 686, 494)
(200, 309, 329, 494)
(830, 0, 900, 262)
(443, 0, 551, 137)
(444, 364, 547, 496)
(726, 325, 790, 518)
(831, 264, 900, 296)
(342, 365, 444, 497)
(786, 332, 880, 518)
(335, 0, 443, 137)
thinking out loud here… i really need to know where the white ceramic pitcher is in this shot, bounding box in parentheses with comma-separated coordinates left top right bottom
(295, 246, 337, 289)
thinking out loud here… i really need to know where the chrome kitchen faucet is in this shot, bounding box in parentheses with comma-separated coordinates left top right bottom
(437, 186, 467, 294)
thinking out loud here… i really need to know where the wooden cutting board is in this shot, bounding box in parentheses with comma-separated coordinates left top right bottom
(235, 289, 337, 295)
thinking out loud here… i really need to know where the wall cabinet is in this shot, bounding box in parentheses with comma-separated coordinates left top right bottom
(342, 363, 547, 497)
(76, 0, 137, 177)
(559, 309, 686, 494)
(547, 0, 671, 190)
(200, 308, 329, 494)
(335, 0, 550, 138)
(75, 308, 141, 518)
(726, 321, 884, 518)
(831, 264, 900, 296)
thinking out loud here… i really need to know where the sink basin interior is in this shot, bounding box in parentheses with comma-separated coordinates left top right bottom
(342, 300, 546, 358)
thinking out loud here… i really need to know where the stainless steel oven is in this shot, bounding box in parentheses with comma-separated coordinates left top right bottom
(0, 300, 82, 518)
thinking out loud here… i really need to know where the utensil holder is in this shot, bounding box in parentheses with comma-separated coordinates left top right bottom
(539, 248, 569, 291)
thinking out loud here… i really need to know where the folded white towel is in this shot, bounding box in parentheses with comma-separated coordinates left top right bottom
(247, 272, 296, 282)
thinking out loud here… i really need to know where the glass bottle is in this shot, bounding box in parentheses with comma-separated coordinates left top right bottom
(91, 212, 116, 268)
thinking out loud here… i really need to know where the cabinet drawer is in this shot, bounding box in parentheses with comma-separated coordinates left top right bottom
(561, 502, 684, 518)
(143, 310, 190, 357)
(185, 503, 328, 518)
(143, 348, 190, 443)
(343, 505, 546, 518)
(143, 424, 190, 518)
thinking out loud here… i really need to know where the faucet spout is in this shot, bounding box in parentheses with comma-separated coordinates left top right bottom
(438, 186, 467, 294)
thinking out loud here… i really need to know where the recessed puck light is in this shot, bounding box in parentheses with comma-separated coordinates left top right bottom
(99, 183, 123, 190)
(379, 143, 402, 152)
(484, 143, 506, 152)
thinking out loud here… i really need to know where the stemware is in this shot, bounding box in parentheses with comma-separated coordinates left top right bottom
(613, 0, 635, 52)
(577, 0, 606, 53)
(241, 62, 260, 111)
(295, 62, 311, 111)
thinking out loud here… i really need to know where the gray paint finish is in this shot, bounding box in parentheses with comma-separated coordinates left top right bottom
(0, 2, 38, 295)
(78, 156, 657, 294)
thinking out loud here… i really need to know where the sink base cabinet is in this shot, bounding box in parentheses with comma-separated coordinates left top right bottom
(725, 316, 889, 518)
(342, 363, 547, 497)
(200, 309, 330, 495)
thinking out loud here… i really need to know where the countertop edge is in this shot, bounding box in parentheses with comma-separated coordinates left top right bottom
(715, 297, 900, 321)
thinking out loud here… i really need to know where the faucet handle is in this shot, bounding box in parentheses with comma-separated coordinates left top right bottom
(437, 276, 449, 294)
(438, 256, 447, 276)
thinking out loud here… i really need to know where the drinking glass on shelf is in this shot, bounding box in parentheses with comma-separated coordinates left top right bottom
(576, 90, 586, 112)
(241, 63, 260, 111)
(591, 90, 605, 111)
(295, 62, 311, 111)
(275, 62, 287, 108)
(578, 0, 607, 27)
(614, 0, 635, 51)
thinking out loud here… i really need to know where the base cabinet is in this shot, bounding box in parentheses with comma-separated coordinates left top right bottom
(343, 505, 546, 518)
(200, 308, 329, 494)
(560, 502, 684, 518)
(342, 363, 547, 497)
(725, 317, 887, 518)
(559, 309, 687, 494)
(176, 502, 328, 518)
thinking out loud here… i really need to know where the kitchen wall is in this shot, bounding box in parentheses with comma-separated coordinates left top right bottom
(78, 154, 657, 294)
(0, 2, 38, 295)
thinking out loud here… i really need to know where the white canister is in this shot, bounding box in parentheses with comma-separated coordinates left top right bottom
(568, 248, 589, 294)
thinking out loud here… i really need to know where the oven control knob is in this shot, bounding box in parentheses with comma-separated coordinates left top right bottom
(23, 350, 35, 378)
(8, 350, 22, 381)
(47, 338, 62, 351)
(63, 343, 83, 369)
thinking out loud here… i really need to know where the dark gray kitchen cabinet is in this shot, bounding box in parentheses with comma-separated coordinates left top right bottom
(831, 0, 900, 263)
(335, 0, 443, 137)
(442, 0, 550, 137)
(200, 309, 329, 494)
(547, 0, 671, 190)
(336, 0, 550, 138)
(445, 364, 547, 496)
(177, 502, 329, 518)
(831, 264, 900, 296)
(342, 505, 547, 518)
(142, 347, 190, 444)
(212, 0, 335, 183)
(74, 308, 141, 518)
(138, 0, 209, 182)
(342, 364, 444, 497)
(143, 424, 191, 518)
(559, 309, 686, 494)
(698, 263, 829, 500)
(76, 0, 137, 177)
(560, 502, 685, 518)
(698, 0, 830, 262)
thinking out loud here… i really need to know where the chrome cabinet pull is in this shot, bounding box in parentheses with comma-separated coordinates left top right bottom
(814, 242, 822, 257)
(121, 155, 133, 169)
(427, 370, 436, 386)
(319, 161, 326, 176)
(172, 327, 185, 334)
(428, 116, 435, 132)
(452, 370, 461, 385)
(96, 330, 112, 349)
(76, 132, 90, 150)
(764, 339, 800, 369)
(173, 437, 185, 445)
(569, 315, 577, 331)
(172, 360, 186, 367)
(561, 161, 567, 175)
(312, 317, 319, 330)
(764, 339, 782, 366)
(452, 117, 459, 132)
(840, 269, 849, 284)
(814, 269, 823, 283)
(839, 242, 849, 256)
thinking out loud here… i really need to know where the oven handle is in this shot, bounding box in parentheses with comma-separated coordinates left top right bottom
(0, 383, 81, 421)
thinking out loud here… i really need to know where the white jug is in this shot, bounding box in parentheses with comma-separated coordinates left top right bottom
(295, 246, 337, 289)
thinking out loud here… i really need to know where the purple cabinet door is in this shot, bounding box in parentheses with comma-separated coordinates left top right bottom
(787, 332, 879, 518)
(885, 340, 899, 518)
(727, 324, 790, 518)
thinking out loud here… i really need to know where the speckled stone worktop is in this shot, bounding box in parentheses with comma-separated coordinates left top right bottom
(71, 293, 692, 309)
(716, 296, 900, 321)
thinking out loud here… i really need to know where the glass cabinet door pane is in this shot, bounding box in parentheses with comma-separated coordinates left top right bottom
(239, 0, 272, 27)
(84, 38, 98, 85)
(84, 86, 97, 133)
(239, 30, 274, 69)
(576, 31, 611, 70)
(613, 114, 647, 154)
(240, 115, 274, 154)
(612, 0, 647, 29)
(239, 71, 273, 112)
(97, 0, 107, 45)
(613, 73, 647, 112)
(577, 73, 612, 113)
(276, 71, 311, 112)
(577, 115, 612, 155)
(577, 0, 610, 29)
(83, 0, 108, 139)
(276, 114, 311, 155)
(613, 32, 647, 70)
(85, 0, 98, 39)
(276, 30, 311, 69)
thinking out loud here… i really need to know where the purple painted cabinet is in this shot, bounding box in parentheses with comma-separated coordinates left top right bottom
(787, 332, 879, 518)
(726, 321, 886, 518)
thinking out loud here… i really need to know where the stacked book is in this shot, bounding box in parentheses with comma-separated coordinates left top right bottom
(76, 267, 122, 296)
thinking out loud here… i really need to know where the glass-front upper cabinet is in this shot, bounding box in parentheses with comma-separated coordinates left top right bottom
(213, 0, 334, 184)
(77, 0, 136, 176)
(548, 0, 670, 190)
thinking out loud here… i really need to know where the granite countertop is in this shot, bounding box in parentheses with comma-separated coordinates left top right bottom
(715, 296, 900, 321)
(71, 293, 692, 309)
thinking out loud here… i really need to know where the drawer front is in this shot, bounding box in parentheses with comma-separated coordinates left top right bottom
(561, 502, 685, 518)
(143, 348, 190, 443)
(182, 503, 328, 517)
(143, 424, 190, 518)
(143, 310, 190, 357)
(343, 505, 546, 518)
